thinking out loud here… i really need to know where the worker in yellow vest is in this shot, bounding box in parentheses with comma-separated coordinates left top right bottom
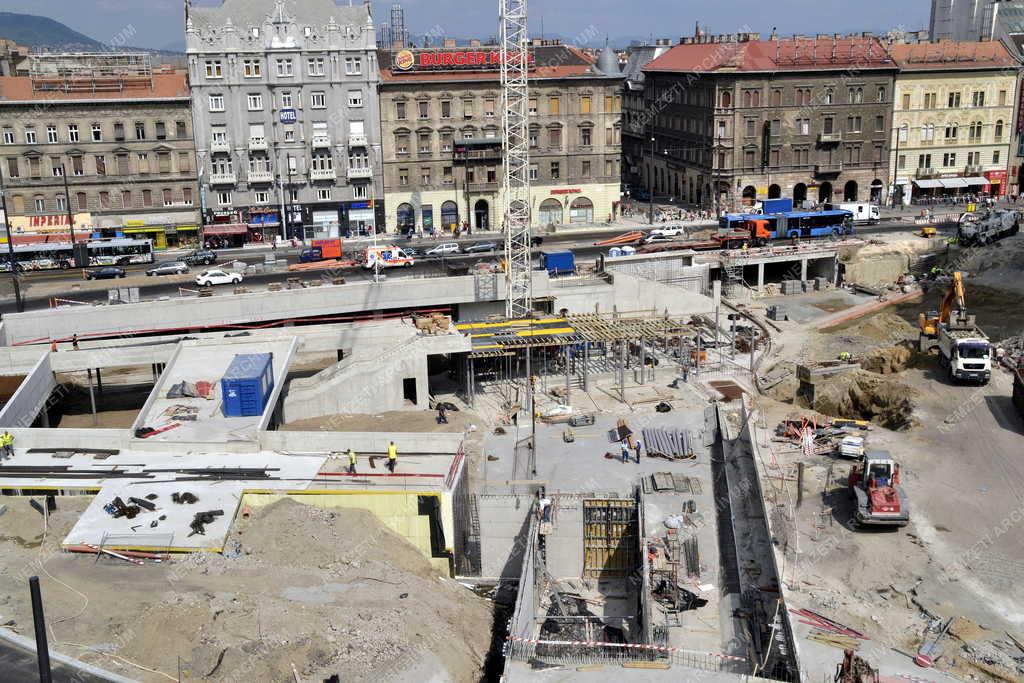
(347, 448, 357, 475)
(1, 431, 13, 460)
(386, 441, 397, 473)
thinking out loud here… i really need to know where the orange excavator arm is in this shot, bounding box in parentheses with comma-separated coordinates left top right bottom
(920, 271, 964, 336)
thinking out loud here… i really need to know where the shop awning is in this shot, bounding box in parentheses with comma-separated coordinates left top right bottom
(202, 223, 249, 236)
(940, 178, 969, 188)
(176, 225, 199, 231)
(962, 176, 989, 186)
(122, 227, 162, 234)
(913, 179, 943, 188)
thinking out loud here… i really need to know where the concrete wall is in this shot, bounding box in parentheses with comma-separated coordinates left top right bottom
(841, 252, 911, 287)
(476, 493, 535, 579)
(0, 353, 55, 428)
(546, 495, 586, 579)
(605, 271, 716, 317)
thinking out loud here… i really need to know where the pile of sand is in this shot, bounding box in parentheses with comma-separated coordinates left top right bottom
(0, 498, 494, 683)
(860, 344, 916, 375)
(807, 370, 917, 430)
(831, 312, 918, 347)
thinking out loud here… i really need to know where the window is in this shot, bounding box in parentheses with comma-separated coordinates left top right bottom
(163, 189, 174, 206)
(549, 127, 561, 148)
(94, 155, 106, 175)
(550, 161, 560, 179)
(971, 91, 985, 107)
(51, 159, 64, 177)
(311, 154, 332, 171)
(421, 167, 431, 184)
(485, 98, 495, 117)
(395, 133, 409, 155)
(605, 159, 614, 176)
(348, 90, 362, 107)
(486, 167, 496, 183)
(441, 131, 453, 152)
(924, 92, 937, 109)
(11, 196, 23, 213)
(921, 123, 935, 141)
(137, 153, 150, 174)
(28, 157, 40, 177)
(316, 188, 331, 201)
(353, 185, 368, 199)
(344, 57, 362, 75)
(443, 166, 454, 183)
(581, 160, 591, 177)
(999, 90, 1007, 106)
(529, 129, 539, 147)
(944, 123, 958, 140)
(243, 59, 262, 78)
(948, 91, 961, 108)
(25, 129, 36, 144)
(770, 119, 780, 136)
(158, 152, 171, 174)
(178, 152, 191, 173)
(155, 121, 166, 140)
(76, 191, 87, 210)
(1, 129, 12, 144)
(418, 132, 431, 153)
(580, 127, 592, 146)
(5, 157, 17, 178)
(745, 119, 755, 137)
(116, 154, 128, 175)
(418, 101, 429, 119)
(968, 121, 982, 141)
(205, 60, 223, 78)
(34, 197, 45, 212)
(71, 155, 83, 176)
(463, 98, 474, 118)
(877, 86, 886, 102)
(311, 91, 326, 109)
(770, 90, 781, 107)
(399, 168, 408, 186)
(307, 57, 325, 76)
(846, 116, 862, 132)
(441, 100, 451, 118)
(209, 94, 225, 112)
(995, 119, 1004, 140)
(217, 191, 231, 206)
(47, 125, 58, 143)
(549, 96, 560, 115)
(396, 101, 407, 119)
(902, 93, 911, 110)
(898, 154, 906, 169)
(275, 58, 293, 77)
(247, 94, 264, 111)
(134, 122, 146, 140)
(86, 123, 100, 142)
(875, 115, 884, 132)
(211, 158, 233, 177)
(581, 95, 591, 114)
(993, 150, 1001, 164)
(68, 125, 79, 143)
(720, 91, 732, 108)
(175, 121, 186, 139)
(99, 191, 109, 209)
(55, 195, 66, 211)
(121, 190, 132, 208)
(943, 152, 956, 167)
(898, 124, 908, 142)
(797, 118, 810, 135)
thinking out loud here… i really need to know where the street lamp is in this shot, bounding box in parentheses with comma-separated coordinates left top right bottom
(0, 173, 24, 312)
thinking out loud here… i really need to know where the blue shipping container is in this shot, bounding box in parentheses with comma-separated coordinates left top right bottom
(221, 353, 275, 418)
(540, 251, 575, 275)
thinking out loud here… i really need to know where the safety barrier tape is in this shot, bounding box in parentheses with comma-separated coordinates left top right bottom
(504, 635, 748, 662)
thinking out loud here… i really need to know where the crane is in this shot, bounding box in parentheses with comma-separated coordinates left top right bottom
(500, 0, 532, 319)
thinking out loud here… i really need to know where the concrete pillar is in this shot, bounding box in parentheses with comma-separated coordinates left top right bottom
(757, 262, 765, 292)
(95, 368, 102, 395)
(800, 258, 808, 282)
(86, 369, 98, 427)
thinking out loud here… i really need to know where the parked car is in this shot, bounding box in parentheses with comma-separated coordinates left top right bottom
(183, 249, 217, 266)
(650, 226, 686, 238)
(642, 233, 675, 245)
(86, 266, 126, 280)
(425, 242, 461, 257)
(403, 247, 423, 258)
(146, 261, 189, 276)
(463, 241, 498, 254)
(195, 269, 243, 287)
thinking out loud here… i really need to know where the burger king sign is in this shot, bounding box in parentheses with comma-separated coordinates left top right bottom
(394, 49, 415, 71)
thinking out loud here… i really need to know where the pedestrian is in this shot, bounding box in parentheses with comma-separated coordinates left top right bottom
(386, 441, 398, 473)
(1, 430, 13, 460)
(437, 403, 448, 424)
(348, 448, 357, 475)
(634, 439, 643, 464)
(49, 339, 57, 353)
(620, 442, 630, 463)
(72, 334, 79, 351)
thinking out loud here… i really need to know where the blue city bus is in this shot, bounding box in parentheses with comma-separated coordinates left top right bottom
(719, 209, 854, 240)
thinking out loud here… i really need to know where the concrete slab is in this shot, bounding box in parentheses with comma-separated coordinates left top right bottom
(132, 338, 297, 443)
(63, 481, 243, 553)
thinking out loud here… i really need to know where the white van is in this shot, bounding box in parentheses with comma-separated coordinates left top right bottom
(838, 203, 880, 225)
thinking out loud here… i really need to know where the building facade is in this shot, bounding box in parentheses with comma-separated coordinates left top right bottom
(889, 41, 1018, 204)
(0, 53, 200, 247)
(621, 40, 673, 191)
(642, 36, 898, 210)
(185, 0, 383, 245)
(378, 42, 624, 234)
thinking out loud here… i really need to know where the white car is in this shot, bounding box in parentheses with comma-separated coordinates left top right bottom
(642, 233, 675, 245)
(651, 226, 686, 238)
(195, 269, 243, 287)
(425, 242, 461, 257)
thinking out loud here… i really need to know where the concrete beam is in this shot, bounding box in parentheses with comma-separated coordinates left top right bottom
(0, 353, 56, 429)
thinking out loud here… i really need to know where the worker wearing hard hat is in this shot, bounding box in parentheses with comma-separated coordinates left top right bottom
(347, 448, 357, 475)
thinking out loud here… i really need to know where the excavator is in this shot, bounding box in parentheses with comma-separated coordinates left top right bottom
(918, 272, 993, 383)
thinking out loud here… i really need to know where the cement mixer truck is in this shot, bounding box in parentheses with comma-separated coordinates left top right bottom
(957, 209, 1020, 247)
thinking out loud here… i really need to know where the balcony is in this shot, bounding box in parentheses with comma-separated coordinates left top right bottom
(312, 134, 332, 149)
(210, 139, 231, 154)
(310, 167, 336, 181)
(916, 167, 935, 178)
(817, 132, 843, 144)
(964, 165, 983, 175)
(248, 170, 274, 183)
(348, 132, 368, 147)
(814, 163, 843, 176)
(209, 172, 237, 185)
(248, 136, 268, 152)
(347, 166, 373, 180)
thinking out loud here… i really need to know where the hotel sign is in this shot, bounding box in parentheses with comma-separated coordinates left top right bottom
(393, 48, 534, 72)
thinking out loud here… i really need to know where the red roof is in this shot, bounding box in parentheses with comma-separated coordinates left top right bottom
(644, 37, 895, 74)
(888, 40, 1019, 70)
(0, 72, 190, 103)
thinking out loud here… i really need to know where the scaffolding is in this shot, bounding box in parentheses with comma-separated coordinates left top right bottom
(28, 53, 154, 93)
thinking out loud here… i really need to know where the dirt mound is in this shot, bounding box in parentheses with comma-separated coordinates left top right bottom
(835, 312, 918, 345)
(860, 344, 916, 375)
(807, 370, 917, 430)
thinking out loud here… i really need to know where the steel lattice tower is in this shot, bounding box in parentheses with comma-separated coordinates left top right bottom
(500, 0, 532, 319)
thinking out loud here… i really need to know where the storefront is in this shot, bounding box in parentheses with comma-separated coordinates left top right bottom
(340, 200, 377, 236)
(7, 212, 92, 237)
(984, 170, 1007, 196)
(201, 223, 250, 249)
(122, 220, 168, 249)
(246, 207, 282, 243)
(912, 177, 991, 201)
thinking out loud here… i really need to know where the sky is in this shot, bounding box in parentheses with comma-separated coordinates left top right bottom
(0, 0, 931, 50)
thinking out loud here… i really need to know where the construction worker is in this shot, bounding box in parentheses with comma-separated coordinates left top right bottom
(1, 430, 13, 460)
(387, 441, 398, 473)
(838, 351, 852, 362)
(634, 439, 643, 464)
(347, 448, 357, 475)
(437, 403, 448, 424)
(620, 442, 630, 463)
(72, 334, 80, 351)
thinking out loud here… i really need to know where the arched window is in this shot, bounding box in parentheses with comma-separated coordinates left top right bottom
(76, 192, 87, 210)
(771, 90, 781, 107)
(825, 88, 833, 105)
(742, 91, 752, 108)
(720, 91, 732, 108)
(995, 119, 1004, 139)
(877, 86, 886, 102)
(856, 87, 863, 103)
(751, 90, 760, 107)
(898, 124, 908, 143)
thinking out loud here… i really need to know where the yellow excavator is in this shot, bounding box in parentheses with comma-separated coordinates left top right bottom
(918, 271, 964, 349)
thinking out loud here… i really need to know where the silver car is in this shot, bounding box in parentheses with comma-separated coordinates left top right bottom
(146, 261, 189, 276)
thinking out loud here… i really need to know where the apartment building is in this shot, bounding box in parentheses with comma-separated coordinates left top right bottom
(642, 35, 898, 210)
(889, 40, 1018, 203)
(185, 0, 383, 244)
(378, 41, 624, 233)
(0, 53, 199, 246)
